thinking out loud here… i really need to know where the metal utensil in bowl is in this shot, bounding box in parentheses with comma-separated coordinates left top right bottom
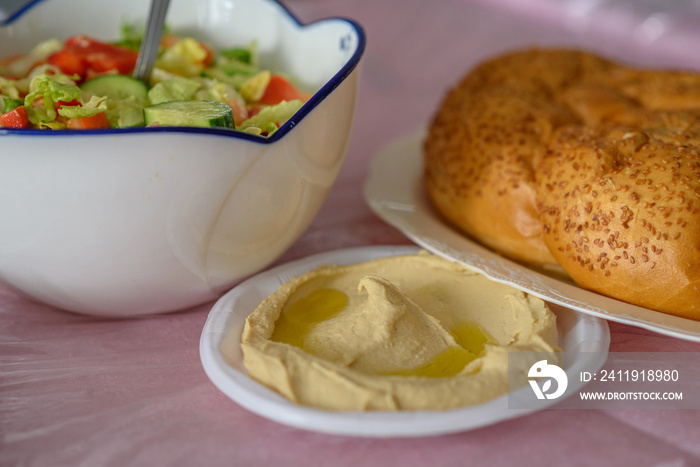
(132, 0, 171, 84)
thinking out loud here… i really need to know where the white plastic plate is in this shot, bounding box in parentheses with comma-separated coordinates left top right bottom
(200, 245, 610, 437)
(363, 131, 700, 343)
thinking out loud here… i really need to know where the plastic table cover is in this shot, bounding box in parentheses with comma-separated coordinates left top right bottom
(3, 0, 700, 465)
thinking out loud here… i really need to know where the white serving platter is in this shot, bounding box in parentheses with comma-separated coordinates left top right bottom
(363, 131, 700, 342)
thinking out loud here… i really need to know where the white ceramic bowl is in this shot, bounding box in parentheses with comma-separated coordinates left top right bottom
(0, 0, 365, 316)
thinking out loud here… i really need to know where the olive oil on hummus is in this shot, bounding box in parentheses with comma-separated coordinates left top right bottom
(239, 252, 561, 411)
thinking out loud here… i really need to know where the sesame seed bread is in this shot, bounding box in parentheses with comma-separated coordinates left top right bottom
(424, 48, 700, 319)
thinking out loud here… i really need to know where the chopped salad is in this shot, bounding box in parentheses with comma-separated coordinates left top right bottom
(0, 27, 310, 134)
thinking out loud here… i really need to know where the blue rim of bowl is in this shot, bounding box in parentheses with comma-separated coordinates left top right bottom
(0, 0, 366, 144)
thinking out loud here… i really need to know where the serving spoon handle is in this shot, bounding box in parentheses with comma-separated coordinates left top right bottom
(132, 0, 171, 84)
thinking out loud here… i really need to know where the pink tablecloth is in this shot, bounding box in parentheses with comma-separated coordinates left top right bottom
(3, 1, 700, 465)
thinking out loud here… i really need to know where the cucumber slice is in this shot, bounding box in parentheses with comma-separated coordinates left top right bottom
(81, 75, 148, 101)
(143, 100, 234, 129)
(81, 75, 148, 128)
(111, 102, 146, 128)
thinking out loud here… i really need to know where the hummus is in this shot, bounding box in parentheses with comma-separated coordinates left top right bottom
(240, 252, 561, 411)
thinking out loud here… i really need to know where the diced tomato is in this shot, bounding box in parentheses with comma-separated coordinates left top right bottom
(247, 106, 263, 118)
(0, 106, 30, 128)
(56, 99, 81, 111)
(160, 34, 181, 49)
(46, 48, 88, 77)
(85, 51, 132, 74)
(46, 35, 137, 81)
(227, 97, 249, 127)
(66, 112, 110, 129)
(259, 75, 310, 106)
(199, 42, 215, 67)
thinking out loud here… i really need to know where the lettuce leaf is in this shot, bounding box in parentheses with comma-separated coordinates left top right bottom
(116, 22, 144, 52)
(36, 120, 67, 130)
(23, 74, 107, 124)
(193, 79, 240, 105)
(24, 74, 82, 124)
(155, 38, 208, 77)
(205, 41, 260, 90)
(57, 95, 107, 119)
(220, 41, 258, 66)
(1, 97, 23, 114)
(240, 70, 270, 102)
(148, 76, 202, 105)
(237, 99, 303, 136)
(201, 67, 250, 91)
(0, 77, 21, 100)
